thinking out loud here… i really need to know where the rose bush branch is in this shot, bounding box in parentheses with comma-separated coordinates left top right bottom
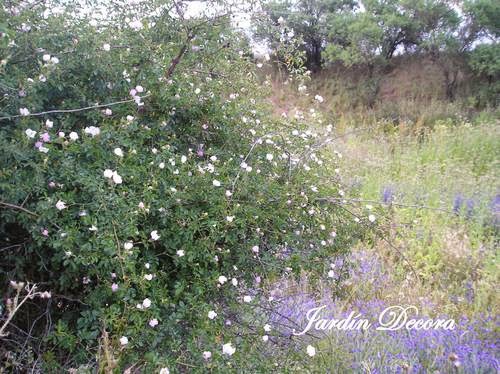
(0, 282, 50, 338)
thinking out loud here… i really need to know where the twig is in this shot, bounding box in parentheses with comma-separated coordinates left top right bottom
(334, 203, 420, 281)
(0, 202, 38, 216)
(0, 243, 24, 252)
(0, 283, 39, 338)
(294, 125, 377, 171)
(166, 33, 195, 79)
(230, 138, 261, 193)
(316, 197, 454, 214)
(0, 95, 149, 121)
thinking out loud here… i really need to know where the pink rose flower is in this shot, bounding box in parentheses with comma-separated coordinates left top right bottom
(41, 132, 50, 142)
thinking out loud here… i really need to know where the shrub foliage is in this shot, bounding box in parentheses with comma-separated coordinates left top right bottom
(0, 1, 363, 370)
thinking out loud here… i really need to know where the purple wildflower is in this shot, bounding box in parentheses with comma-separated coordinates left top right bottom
(453, 194, 464, 214)
(465, 198, 475, 218)
(381, 186, 395, 204)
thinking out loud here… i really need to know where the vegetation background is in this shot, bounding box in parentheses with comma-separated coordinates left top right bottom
(0, 0, 498, 372)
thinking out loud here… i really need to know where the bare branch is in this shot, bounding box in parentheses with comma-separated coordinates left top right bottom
(0, 202, 38, 216)
(0, 94, 149, 122)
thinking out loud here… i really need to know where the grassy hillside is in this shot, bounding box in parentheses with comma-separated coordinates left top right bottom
(268, 55, 499, 131)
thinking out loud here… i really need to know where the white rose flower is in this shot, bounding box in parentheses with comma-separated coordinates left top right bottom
(42, 54, 51, 62)
(202, 351, 212, 360)
(149, 318, 159, 327)
(218, 275, 227, 285)
(176, 250, 185, 257)
(212, 180, 221, 187)
(114, 148, 124, 157)
(84, 126, 100, 137)
(119, 336, 128, 345)
(314, 95, 324, 103)
(55, 200, 67, 210)
(208, 310, 217, 320)
(222, 342, 236, 356)
(150, 230, 160, 241)
(142, 298, 151, 308)
(25, 129, 36, 138)
(124, 242, 133, 250)
(46, 119, 53, 128)
(306, 345, 316, 357)
(103, 43, 111, 51)
(129, 19, 142, 30)
(112, 171, 122, 184)
(69, 132, 79, 141)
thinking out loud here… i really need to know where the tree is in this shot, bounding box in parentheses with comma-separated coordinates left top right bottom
(255, 0, 356, 71)
(325, 0, 460, 66)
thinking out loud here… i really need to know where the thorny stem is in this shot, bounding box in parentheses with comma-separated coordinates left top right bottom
(0, 95, 149, 121)
(0, 283, 38, 338)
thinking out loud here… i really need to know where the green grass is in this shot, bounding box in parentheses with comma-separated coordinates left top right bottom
(335, 120, 499, 314)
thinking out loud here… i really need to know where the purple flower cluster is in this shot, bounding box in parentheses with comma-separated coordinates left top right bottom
(381, 185, 395, 204)
(262, 247, 498, 372)
(266, 293, 499, 372)
(451, 192, 500, 227)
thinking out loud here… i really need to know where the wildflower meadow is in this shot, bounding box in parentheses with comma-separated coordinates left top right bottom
(0, 0, 498, 372)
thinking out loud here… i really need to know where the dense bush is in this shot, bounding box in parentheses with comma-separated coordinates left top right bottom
(0, 1, 366, 371)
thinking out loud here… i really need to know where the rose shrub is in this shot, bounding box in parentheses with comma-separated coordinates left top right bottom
(0, 1, 365, 371)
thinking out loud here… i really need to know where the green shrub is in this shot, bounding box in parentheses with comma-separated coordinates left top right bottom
(0, 1, 363, 370)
